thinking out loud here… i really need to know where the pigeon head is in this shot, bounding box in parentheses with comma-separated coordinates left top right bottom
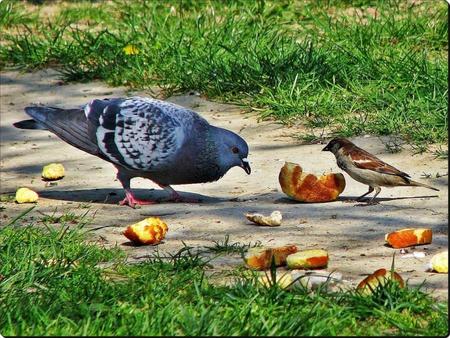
(213, 127, 251, 175)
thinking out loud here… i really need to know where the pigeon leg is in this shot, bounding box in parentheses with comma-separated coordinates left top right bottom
(116, 171, 157, 208)
(159, 184, 200, 203)
(356, 186, 374, 202)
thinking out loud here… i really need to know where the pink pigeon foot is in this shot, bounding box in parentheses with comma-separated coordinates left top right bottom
(119, 191, 157, 208)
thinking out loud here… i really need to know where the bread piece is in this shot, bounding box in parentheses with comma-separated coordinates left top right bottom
(244, 245, 299, 270)
(286, 249, 328, 269)
(244, 248, 273, 270)
(258, 272, 294, 289)
(15, 187, 39, 203)
(123, 217, 168, 245)
(245, 210, 282, 226)
(278, 162, 345, 202)
(357, 268, 404, 295)
(430, 251, 448, 273)
(385, 228, 432, 248)
(42, 163, 65, 181)
(272, 245, 299, 266)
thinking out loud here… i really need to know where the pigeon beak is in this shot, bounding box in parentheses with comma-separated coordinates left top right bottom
(241, 158, 251, 175)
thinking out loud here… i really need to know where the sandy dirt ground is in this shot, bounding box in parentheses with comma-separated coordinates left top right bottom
(1, 69, 448, 298)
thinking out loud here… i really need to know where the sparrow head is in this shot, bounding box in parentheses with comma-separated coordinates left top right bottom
(322, 138, 353, 154)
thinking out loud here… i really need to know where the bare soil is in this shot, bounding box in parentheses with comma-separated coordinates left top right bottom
(1, 69, 448, 298)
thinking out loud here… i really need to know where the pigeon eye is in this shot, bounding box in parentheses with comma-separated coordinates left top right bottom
(231, 146, 239, 154)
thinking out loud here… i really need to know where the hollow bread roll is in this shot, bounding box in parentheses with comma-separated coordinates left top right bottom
(279, 162, 345, 202)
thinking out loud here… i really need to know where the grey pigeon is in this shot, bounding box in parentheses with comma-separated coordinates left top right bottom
(14, 96, 251, 208)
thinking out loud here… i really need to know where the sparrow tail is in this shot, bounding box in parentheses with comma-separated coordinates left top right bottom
(407, 180, 439, 192)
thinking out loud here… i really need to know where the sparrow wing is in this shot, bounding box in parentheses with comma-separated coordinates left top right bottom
(346, 147, 411, 178)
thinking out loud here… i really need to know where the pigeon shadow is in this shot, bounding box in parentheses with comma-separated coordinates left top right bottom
(38, 188, 227, 205)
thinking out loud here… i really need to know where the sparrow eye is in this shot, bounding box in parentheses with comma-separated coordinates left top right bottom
(231, 146, 239, 154)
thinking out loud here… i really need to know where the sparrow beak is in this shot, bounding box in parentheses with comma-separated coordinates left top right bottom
(241, 158, 251, 175)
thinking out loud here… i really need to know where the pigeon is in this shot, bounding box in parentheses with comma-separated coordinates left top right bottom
(322, 137, 439, 204)
(14, 96, 251, 208)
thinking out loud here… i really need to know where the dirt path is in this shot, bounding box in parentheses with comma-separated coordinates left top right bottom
(1, 69, 448, 298)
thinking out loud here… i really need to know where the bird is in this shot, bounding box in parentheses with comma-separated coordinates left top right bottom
(13, 96, 251, 208)
(322, 137, 439, 204)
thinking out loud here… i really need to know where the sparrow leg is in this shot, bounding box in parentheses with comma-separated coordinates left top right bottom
(367, 186, 381, 205)
(159, 184, 200, 203)
(116, 171, 157, 208)
(356, 186, 374, 202)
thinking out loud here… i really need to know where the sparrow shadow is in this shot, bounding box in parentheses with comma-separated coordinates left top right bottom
(339, 195, 440, 204)
(38, 188, 227, 205)
(271, 194, 440, 205)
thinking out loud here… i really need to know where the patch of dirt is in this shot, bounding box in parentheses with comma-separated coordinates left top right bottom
(0, 68, 448, 299)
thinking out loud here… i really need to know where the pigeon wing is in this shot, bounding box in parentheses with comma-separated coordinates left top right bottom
(85, 97, 194, 171)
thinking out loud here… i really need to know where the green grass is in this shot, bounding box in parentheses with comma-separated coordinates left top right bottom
(37, 207, 92, 224)
(0, 208, 448, 336)
(0, 0, 447, 146)
(203, 233, 262, 256)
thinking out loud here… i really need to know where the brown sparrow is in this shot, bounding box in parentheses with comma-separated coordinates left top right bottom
(322, 138, 439, 203)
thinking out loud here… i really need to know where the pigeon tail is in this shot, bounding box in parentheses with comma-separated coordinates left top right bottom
(13, 119, 47, 130)
(17, 106, 99, 156)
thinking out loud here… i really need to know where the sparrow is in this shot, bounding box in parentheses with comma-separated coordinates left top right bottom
(13, 97, 251, 208)
(322, 138, 439, 204)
